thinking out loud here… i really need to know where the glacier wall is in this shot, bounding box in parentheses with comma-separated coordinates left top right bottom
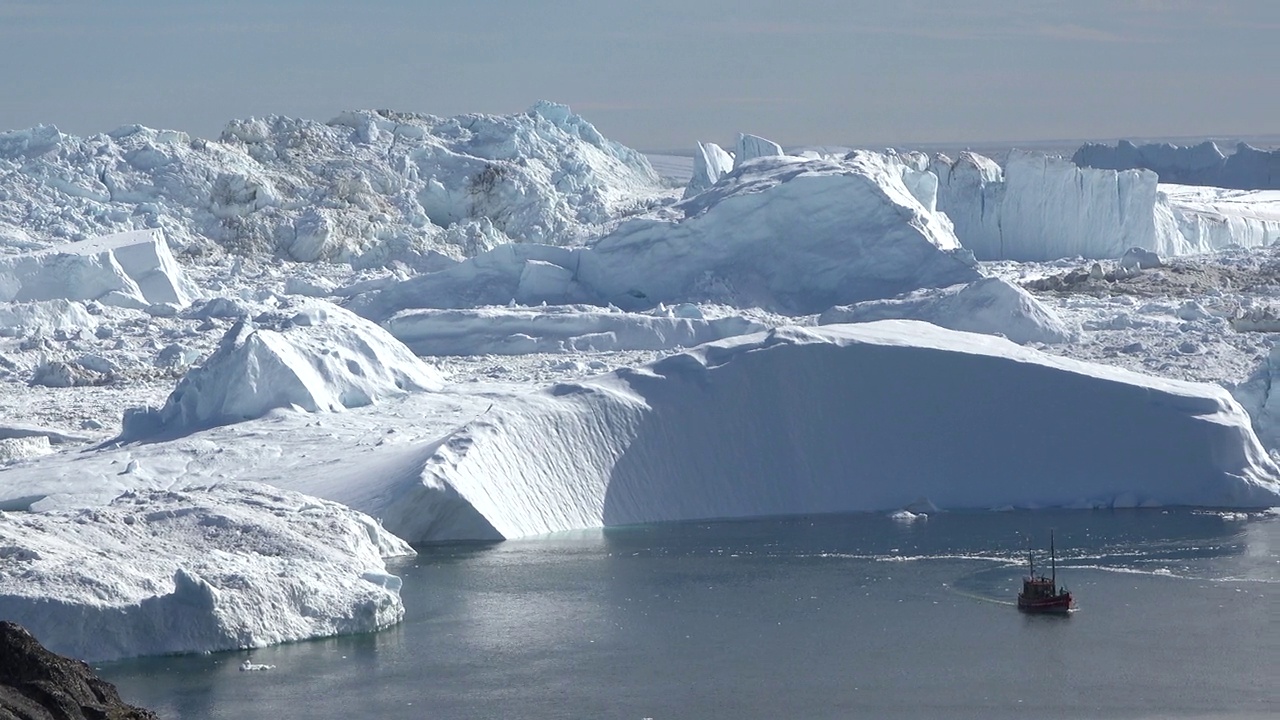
(393, 321, 1280, 542)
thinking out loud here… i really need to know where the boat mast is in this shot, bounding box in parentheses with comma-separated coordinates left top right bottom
(1050, 530, 1057, 587)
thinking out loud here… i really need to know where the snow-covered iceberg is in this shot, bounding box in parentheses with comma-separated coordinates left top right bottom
(121, 300, 444, 439)
(0, 229, 193, 309)
(0, 482, 413, 662)
(350, 152, 982, 318)
(380, 321, 1279, 541)
(818, 277, 1078, 345)
(0, 103, 664, 267)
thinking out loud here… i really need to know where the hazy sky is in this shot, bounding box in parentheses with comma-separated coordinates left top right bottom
(2, 0, 1276, 150)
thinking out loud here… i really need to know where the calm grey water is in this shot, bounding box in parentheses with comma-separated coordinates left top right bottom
(102, 510, 1277, 720)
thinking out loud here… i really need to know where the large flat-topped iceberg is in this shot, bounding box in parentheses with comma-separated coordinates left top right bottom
(350, 152, 982, 318)
(932, 150, 1279, 260)
(0, 482, 414, 662)
(403, 321, 1279, 541)
(1160, 185, 1280, 249)
(0, 229, 193, 308)
(1073, 140, 1280, 190)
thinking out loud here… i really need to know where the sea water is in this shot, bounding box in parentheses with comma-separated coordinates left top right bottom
(102, 509, 1278, 719)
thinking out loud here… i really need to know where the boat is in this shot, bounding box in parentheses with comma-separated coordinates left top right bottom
(1017, 531, 1074, 614)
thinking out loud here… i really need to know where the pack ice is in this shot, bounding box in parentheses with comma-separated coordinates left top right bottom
(0, 102, 663, 267)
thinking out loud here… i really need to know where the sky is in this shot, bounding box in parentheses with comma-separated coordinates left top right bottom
(1, 0, 1277, 151)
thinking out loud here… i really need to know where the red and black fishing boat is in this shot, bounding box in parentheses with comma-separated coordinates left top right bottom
(1017, 531, 1074, 614)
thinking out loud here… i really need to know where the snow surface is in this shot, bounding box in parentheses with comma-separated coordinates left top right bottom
(5, 106, 1280, 662)
(0, 481, 413, 662)
(1073, 140, 1280, 190)
(818, 277, 1079, 345)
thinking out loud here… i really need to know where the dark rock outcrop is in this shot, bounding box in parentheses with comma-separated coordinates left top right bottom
(0, 621, 158, 720)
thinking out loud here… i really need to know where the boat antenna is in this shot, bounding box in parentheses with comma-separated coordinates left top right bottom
(1050, 530, 1057, 587)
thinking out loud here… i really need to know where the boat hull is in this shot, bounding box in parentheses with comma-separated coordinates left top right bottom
(1017, 593, 1074, 614)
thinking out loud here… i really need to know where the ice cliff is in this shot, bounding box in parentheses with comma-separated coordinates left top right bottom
(932, 150, 1280, 260)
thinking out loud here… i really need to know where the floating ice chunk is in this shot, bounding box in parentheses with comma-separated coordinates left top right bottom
(0, 482, 414, 662)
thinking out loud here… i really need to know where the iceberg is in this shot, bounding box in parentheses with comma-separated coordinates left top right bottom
(0, 482, 414, 662)
(120, 300, 444, 440)
(0, 229, 193, 309)
(683, 141, 735, 199)
(382, 304, 767, 355)
(385, 321, 1278, 541)
(1073, 140, 1280, 190)
(933, 150, 1279, 260)
(350, 152, 982, 318)
(733, 133, 784, 171)
(818, 277, 1078, 345)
